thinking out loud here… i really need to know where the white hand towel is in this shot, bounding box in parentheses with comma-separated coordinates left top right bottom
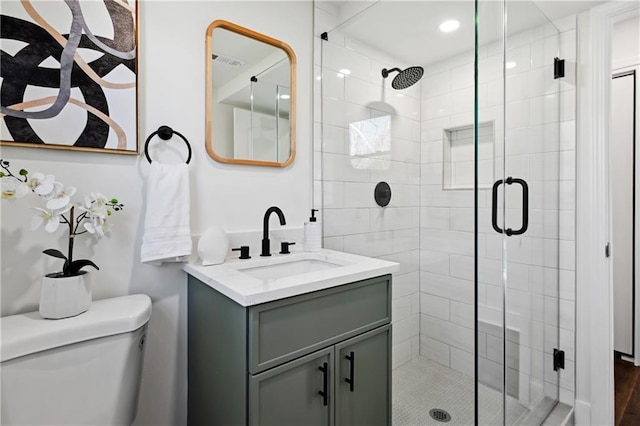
(141, 162, 192, 263)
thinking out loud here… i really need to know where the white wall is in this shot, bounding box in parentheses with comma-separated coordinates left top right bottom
(612, 15, 640, 70)
(0, 1, 313, 425)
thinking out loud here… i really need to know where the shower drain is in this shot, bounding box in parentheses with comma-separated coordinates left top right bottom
(429, 408, 452, 422)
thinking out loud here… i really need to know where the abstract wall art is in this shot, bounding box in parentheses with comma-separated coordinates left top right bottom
(0, 0, 138, 154)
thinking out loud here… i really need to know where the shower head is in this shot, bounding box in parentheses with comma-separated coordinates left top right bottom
(381, 66, 424, 90)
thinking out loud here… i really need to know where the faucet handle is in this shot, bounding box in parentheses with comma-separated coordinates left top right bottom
(280, 242, 296, 254)
(232, 246, 251, 259)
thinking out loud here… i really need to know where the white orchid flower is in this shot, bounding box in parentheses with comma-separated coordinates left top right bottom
(1, 177, 29, 200)
(84, 215, 112, 238)
(80, 192, 109, 219)
(31, 207, 62, 233)
(46, 183, 76, 210)
(27, 173, 56, 197)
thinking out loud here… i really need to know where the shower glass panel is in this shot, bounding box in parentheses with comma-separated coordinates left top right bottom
(476, 0, 562, 423)
(316, 0, 566, 424)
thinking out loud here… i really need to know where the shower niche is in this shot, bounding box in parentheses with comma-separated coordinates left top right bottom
(443, 122, 495, 190)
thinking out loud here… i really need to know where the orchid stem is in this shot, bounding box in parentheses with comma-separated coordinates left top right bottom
(67, 206, 75, 264)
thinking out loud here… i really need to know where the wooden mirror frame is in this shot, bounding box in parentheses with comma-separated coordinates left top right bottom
(205, 20, 297, 167)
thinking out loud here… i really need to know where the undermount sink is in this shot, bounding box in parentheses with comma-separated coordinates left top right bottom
(239, 258, 342, 280)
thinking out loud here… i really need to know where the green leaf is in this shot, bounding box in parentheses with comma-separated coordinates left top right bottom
(0, 172, 5, 178)
(43, 249, 67, 260)
(65, 259, 99, 276)
(110, 198, 118, 204)
(19, 169, 28, 176)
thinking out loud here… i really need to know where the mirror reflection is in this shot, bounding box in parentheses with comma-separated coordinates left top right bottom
(206, 20, 296, 167)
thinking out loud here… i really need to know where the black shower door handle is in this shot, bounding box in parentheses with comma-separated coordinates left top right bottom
(491, 177, 529, 236)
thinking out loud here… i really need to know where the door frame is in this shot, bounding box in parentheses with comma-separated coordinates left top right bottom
(576, 2, 639, 425)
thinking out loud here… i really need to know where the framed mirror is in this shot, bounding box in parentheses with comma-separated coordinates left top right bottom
(206, 20, 296, 167)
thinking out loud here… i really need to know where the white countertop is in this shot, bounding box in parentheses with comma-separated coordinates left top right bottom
(182, 249, 399, 306)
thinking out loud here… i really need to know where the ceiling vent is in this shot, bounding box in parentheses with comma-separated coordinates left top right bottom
(212, 53, 244, 67)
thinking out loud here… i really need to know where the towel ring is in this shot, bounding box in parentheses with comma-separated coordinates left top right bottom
(144, 125, 192, 164)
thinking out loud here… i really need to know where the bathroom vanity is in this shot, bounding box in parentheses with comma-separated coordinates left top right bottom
(184, 250, 398, 426)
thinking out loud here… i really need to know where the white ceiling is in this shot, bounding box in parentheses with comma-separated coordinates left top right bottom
(324, 0, 605, 67)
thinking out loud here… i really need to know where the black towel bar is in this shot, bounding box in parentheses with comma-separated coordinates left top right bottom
(144, 125, 192, 164)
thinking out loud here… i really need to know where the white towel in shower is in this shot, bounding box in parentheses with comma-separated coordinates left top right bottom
(140, 162, 192, 264)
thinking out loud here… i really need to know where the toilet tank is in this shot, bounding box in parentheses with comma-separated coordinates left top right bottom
(1, 294, 152, 426)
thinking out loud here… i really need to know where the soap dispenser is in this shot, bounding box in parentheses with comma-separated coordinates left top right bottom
(303, 209, 321, 252)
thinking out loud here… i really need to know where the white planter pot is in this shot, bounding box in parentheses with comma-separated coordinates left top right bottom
(39, 271, 92, 319)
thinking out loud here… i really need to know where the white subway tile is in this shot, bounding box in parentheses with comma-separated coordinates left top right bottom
(392, 339, 413, 370)
(421, 163, 443, 185)
(422, 93, 452, 121)
(421, 229, 474, 256)
(559, 270, 575, 301)
(420, 336, 450, 367)
(393, 229, 420, 252)
(422, 71, 451, 98)
(322, 124, 347, 154)
(420, 250, 450, 275)
(344, 182, 375, 208)
(322, 181, 345, 209)
(421, 207, 450, 230)
(421, 117, 449, 143)
(421, 314, 474, 353)
(392, 271, 420, 299)
(420, 272, 474, 305)
(450, 347, 474, 377)
(322, 152, 370, 182)
(381, 250, 420, 275)
(451, 63, 474, 91)
(393, 294, 414, 322)
(323, 236, 343, 251)
(421, 293, 450, 321)
(560, 299, 575, 331)
(370, 207, 420, 231)
(390, 184, 420, 208)
(422, 141, 443, 163)
(450, 301, 474, 328)
(323, 208, 370, 237)
(343, 231, 393, 257)
(393, 315, 420, 345)
(391, 138, 421, 164)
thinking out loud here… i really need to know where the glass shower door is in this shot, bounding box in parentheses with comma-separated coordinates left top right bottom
(476, 0, 563, 423)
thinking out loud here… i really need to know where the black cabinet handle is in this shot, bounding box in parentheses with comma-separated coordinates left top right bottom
(345, 351, 355, 392)
(491, 177, 529, 236)
(318, 362, 328, 406)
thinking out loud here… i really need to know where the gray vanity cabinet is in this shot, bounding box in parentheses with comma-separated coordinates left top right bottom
(335, 327, 391, 426)
(249, 347, 334, 426)
(187, 274, 391, 426)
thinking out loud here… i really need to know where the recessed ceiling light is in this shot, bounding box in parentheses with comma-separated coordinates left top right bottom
(280, 94, 290, 100)
(439, 20, 460, 33)
(506, 61, 517, 69)
(339, 68, 351, 75)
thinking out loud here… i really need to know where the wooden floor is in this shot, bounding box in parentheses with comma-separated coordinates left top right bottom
(615, 357, 640, 425)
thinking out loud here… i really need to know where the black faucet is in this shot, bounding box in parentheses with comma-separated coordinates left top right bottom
(261, 206, 286, 256)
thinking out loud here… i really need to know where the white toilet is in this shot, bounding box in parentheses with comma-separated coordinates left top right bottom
(1, 294, 152, 426)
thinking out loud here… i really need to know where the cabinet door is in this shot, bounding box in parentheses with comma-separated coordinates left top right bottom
(249, 347, 334, 426)
(335, 325, 391, 426)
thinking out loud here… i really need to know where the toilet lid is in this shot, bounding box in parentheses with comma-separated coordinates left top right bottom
(1, 294, 152, 362)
